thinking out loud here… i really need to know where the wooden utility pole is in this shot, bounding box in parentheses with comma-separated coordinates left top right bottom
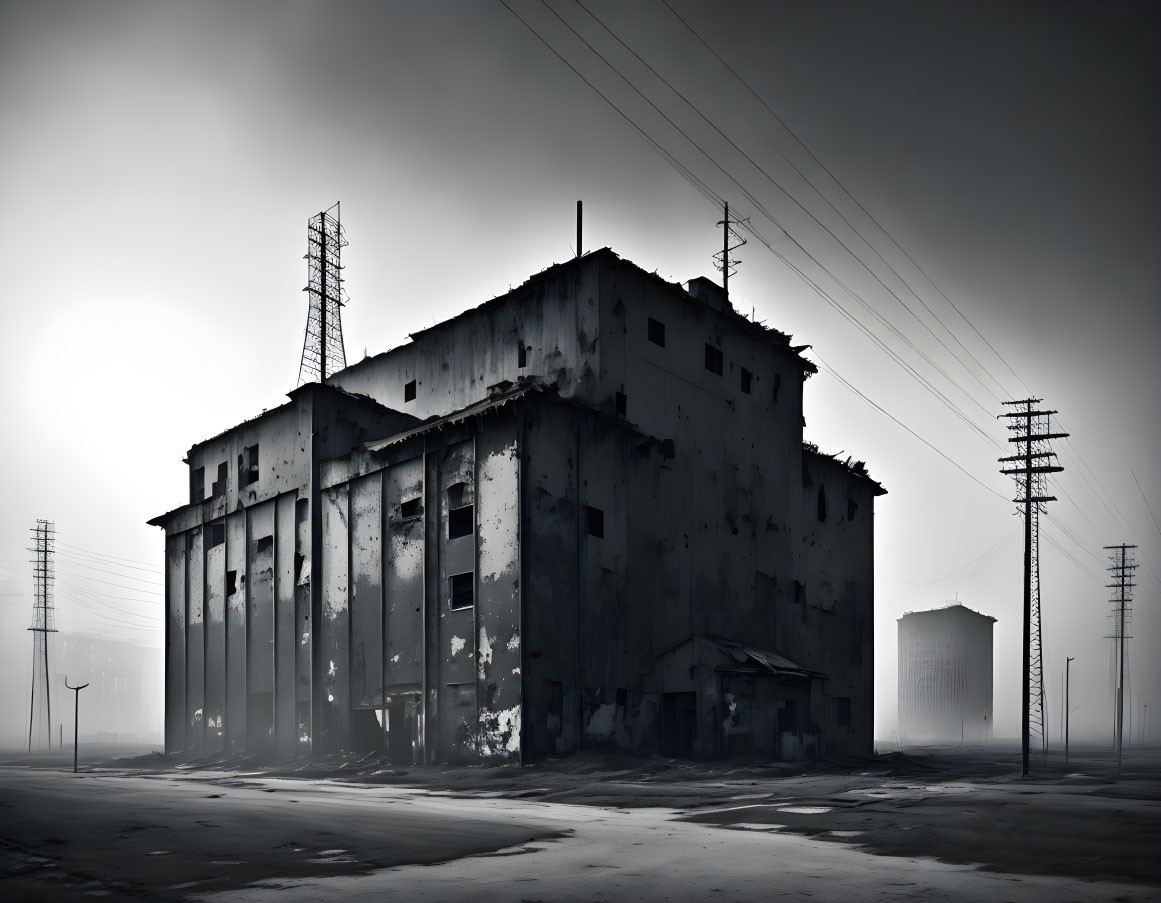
(999, 399, 1067, 777)
(1104, 544, 1136, 773)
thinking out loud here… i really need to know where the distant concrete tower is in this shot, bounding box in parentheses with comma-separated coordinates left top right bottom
(898, 603, 996, 743)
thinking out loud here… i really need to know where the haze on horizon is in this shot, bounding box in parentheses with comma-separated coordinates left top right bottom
(1, 0, 1158, 750)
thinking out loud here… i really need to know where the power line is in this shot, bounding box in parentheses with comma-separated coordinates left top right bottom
(575, 0, 1009, 410)
(658, 0, 1028, 399)
(58, 542, 161, 570)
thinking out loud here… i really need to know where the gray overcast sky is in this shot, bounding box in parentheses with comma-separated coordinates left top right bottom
(1, 0, 1158, 747)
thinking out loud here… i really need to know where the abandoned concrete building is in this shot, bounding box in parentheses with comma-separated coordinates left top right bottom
(149, 248, 885, 764)
(898, 603, 996, 743)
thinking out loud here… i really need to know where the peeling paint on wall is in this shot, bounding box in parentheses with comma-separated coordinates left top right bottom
(450, 635, 465, 657)
(478, 705, 521, 757)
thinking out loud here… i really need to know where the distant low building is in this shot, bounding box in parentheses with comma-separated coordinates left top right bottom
(898, 603, 995, 743)
(57, 633, 163, 744)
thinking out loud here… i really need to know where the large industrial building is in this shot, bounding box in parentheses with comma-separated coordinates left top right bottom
(898, 603, 996, 743)
(149, 248, 884, 764)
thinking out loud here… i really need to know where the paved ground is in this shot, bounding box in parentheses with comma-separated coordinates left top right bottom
(0, 744, 1157, 901)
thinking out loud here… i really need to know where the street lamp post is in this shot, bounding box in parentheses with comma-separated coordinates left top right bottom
(1065, 656, 1075, 765)
(64, 677, 89, 774)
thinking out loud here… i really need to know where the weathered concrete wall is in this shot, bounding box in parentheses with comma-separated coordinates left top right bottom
(274, 493, 297, 756)
(330, 256, 603, 418)
(186, 527, 204, 755)
(204, 533, 225, 754)
(319, 484, 350, 753)
(475, 428, 522, 759)
(793, 452, 877, 756)
(246, 501, 275, 755)
(437, 440, 477, 761)
(225, 511, 247, 753)
(349, 473, 383, 751)
(165, 533, 186, 754)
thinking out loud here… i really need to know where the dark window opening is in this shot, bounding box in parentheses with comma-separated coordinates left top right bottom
(447, 481, 466, 508)
(255, 535, 273, 555)
(704, 343, 723, 375)
(450, 572, 474, 610)
(586, 505, 604, 538)
(211, 461, 228, 498)
(239, 444, 260, 487)
(847, 498, 858, 521)
(226, 570, 237, 595)
(294, 552, 305, 581)
(741, 368, 752, 394)
(296, 498, 309, 523)
(648, 317, 666, 347)
(208, 522, 225, 548)
(190, 466, 205, 504)
(772, 372, 782, 403)
(404, 379, 416, 402)
(836, 696, 851, 727)
(793, 579, 804, 605)
(817, 485, 828, 523)
(449, 504, 474, 539)
(400, 497, 421, 519)
(615, 391, 627, 416)
(517, 341, 527, 368)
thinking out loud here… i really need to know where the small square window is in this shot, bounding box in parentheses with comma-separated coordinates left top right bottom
(704, 343, 723, 375)
(404, 380, 416, 402)
(586, 505, 604, 539)
(208, 522, 225, 547)
(449, 504, 474, 539)
(226, 570, 237, 596)
(450, 572, 474, 610)
(615, 391, 627, 417)
(296, 498, 309, 523)
(518, 342, 528, 368)
(741, 368, 752, 394)
(648, 317, 666, 347)
(400, 497, 421, 519)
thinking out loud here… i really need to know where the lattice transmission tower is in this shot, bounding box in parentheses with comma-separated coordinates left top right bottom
(297, 202, 348, 385)
(27, 519, 58, 752)
(999, 399, 1066, 776)
(1104, 543, 1136, 772)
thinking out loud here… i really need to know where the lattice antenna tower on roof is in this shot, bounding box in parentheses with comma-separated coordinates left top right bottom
(298, 202, 348, 385)
(714, 201, 747, 304)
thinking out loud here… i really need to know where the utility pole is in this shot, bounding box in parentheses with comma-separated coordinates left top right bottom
(1065, 656, 1074, 764)
(298, 203, 348, 385)
(27, 520, 58, 753)
(1104, 544, 1136, 773)
(999, 399, 1066, 777)
(576, 200, 582, 258)
(714, 201, 746, 305)
(65, 678, 89, 774)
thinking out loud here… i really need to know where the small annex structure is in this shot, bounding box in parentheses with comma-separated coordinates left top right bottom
(149, 248, 885, 764)
(898, 603, 996, 743)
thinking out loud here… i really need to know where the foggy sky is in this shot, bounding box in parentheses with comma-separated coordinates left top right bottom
(1, 0, 1158, 748)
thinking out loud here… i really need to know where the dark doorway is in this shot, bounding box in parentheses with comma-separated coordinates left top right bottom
(384, 694, 421, 765)
(662, 691, 697, 757)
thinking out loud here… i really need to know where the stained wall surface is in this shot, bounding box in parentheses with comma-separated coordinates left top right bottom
(153, 249, 883, 763)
